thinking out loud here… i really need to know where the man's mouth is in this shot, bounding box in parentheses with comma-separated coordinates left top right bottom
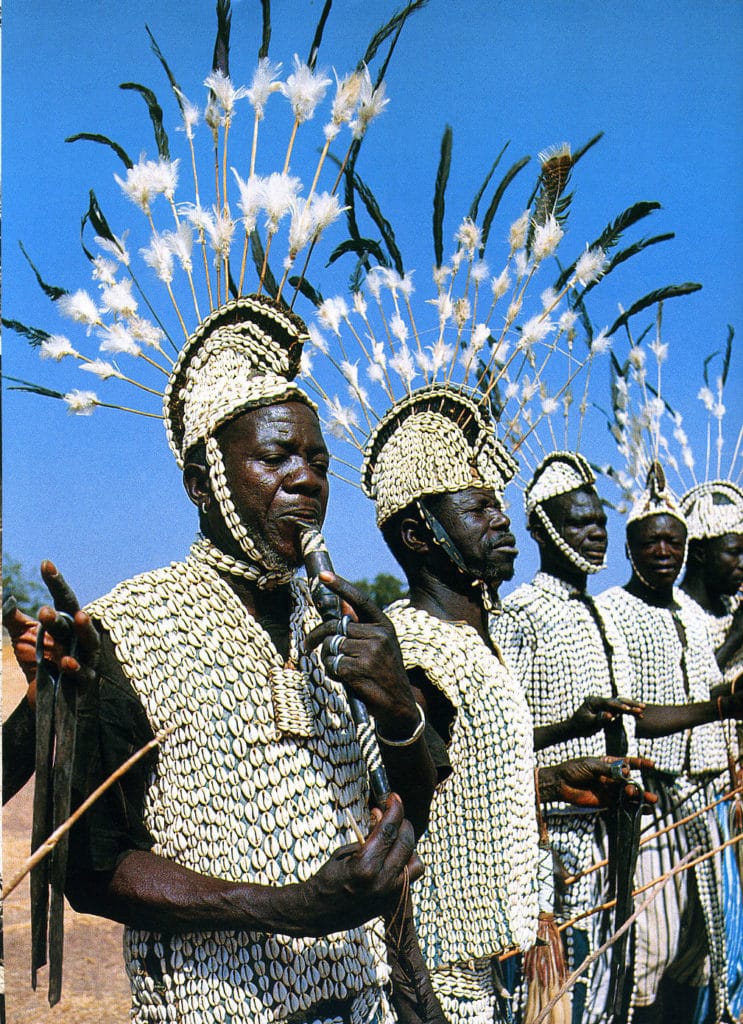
(280, 507, 323, 528)
(583, 546, 606, 562)
(490, 534, 518, 554)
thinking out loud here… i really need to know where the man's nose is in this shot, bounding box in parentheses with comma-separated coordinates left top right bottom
(285, 458, 323, 491)
(491, 508, 510, 530)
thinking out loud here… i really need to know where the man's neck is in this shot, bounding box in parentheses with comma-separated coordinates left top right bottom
(679, 570, 726, 617)
(408, 568, 490, 641)
(222, 576, 293, 659)
(624, 573, 676, 609)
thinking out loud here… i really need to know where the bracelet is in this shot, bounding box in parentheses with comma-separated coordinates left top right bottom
(376, 703, 426, 747)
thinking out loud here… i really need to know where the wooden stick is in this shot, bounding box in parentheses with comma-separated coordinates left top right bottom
(2, 722, 178, 900)
(564, 783, 743, 887)
(345, 809, 366, 844)
(532, 848, 699, 1024)
(557, 831, 743, 933)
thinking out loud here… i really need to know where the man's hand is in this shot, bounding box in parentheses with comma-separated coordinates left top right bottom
(295, 793, 422, 935)
(567, 695, 645, 738)
(539, 756, 658, 808)
(306, 572, 420, 741)
(2, 561, 100, 704)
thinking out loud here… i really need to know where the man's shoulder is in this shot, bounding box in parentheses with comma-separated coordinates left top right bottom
(500, 576, 570, 630)
(85, 560, 190, 620)
(500, 579, 541, 614)
(594, 585, 626, 610)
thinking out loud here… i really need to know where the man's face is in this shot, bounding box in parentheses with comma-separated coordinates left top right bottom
(544, 486, 608, 569)
(627, 513, 687, 591)
(217, 402, 330, 569)
(701, 532, 743, 597)
(433, 486, 518, 584)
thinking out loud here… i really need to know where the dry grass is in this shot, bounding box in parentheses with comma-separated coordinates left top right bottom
(3, 640, 131, 1021)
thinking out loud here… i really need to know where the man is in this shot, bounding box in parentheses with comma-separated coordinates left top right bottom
(47, 296, 439, 1024)
(678, 479, 743, 1021)
(353, 384, 652, 1023)
(679, 479, 743, 689)
(597, 464, 742, 1024)
(491, 451, 645, 1024)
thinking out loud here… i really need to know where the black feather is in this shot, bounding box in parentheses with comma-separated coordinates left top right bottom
(646, 380, 678, 418)
(1, 319, 51, 348)
(146, 25, 184, 113)
(212, 0, 232, 75)
(288, 276, 324, 308)
(250, 230, 278, 298)
(120, 82, 170, 160)
(18, 242, 68, 301)
(607, 283, 702, 337)
(433, 126, 452, 268)
(65, 133, 133, 170)
(721, 325, 734, 386)
(554, 202, 664, 292)
(468, 142, 509, 224)
(258, 0, 271, 60)
(358, 0, 430, 70)
(703, 350, 719, 388)
(571, 131, 604, 166)
(479, 155, 530, 257)
(346, 165, 403, 275)
(327, 237, 388, 268)
(4, 376, 66, 400)
(80, 190, 122, 263)
(307, 1, 333, 69)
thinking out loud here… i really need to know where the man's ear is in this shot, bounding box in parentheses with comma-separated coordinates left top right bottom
(528, 516, 548, 552)
(400, 515, 430, 556)
(686, 540, 705, 570)
(183, 462, 212, 513)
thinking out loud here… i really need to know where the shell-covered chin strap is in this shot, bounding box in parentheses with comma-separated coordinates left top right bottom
(204, 433, 295, 588)
(416, 499, 499, 612)
(533, 503, 606, 575)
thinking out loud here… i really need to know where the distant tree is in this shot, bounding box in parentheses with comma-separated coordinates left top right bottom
(3, 553, 46, 617)
(351, 572, 407, 610)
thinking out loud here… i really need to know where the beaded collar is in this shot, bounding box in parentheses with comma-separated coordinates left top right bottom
(190, 532, 294, 589)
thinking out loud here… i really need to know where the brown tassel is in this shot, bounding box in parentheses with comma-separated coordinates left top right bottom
(523, 911, 572, 1024)
(526, 781, 572, 1024)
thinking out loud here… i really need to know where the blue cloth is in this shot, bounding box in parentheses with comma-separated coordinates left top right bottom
(717, 799, 743, 1020)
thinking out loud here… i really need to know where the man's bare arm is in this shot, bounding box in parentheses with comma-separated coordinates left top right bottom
(69, 793, 421, 937)
(635, 691, 743, 738)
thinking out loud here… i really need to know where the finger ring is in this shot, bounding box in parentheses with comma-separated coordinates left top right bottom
(329, 652, 344, 677)
(329, 633, 345, 657)
(338, 614, 351, 637)
(609, 758, 626, 781)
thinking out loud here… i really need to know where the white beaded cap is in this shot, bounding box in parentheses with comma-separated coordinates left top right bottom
(680, 479, 743, 540)
(362, 384, 518, 525)
(163, 295, 317, 467)
(524, 450, 595, 515)
(626, 460, 686, 527)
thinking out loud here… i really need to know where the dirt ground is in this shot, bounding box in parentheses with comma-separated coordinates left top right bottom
(3, 638, 131, 1022)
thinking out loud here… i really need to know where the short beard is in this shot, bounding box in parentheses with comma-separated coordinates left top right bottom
(245, 529, 297, 574)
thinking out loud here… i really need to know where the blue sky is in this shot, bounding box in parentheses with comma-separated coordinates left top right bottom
(3, 1, 741, 605)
